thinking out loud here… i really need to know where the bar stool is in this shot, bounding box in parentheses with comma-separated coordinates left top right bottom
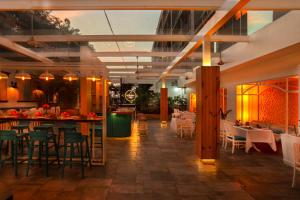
(11, 121, 30, 133)
(58, 123, 77, 147)
(26, 130, 60, 177)
(34, 123, 55, 135)
(89, 125, 102, 149)
(11, 121, 30, 155)
(61, 131, 92, 178)
(0, 130, 27, 176)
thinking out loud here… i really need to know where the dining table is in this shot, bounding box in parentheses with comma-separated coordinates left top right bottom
(233, 126, 277, 153)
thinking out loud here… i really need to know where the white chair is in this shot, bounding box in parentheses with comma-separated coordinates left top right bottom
(220, 120, 226, 148)
(177, 119, 194, 139)
(224, 123, 246, 154)
(292, 143, 300, 188)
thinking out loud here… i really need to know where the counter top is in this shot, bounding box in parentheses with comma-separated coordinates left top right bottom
(0, 116, 103, 122)
(111, 111, 134, 115)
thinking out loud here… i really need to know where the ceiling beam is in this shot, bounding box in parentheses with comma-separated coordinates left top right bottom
(161, 0, 250, 78)
(0, 61, 199, 68)
(0, 51, 218, 58)
(104, 61, 199, 67)
(6, 35, 195, 42)
(0, 0, 221, 11)
(0, 36, 53, 64)
(5, 34, 249, 43)
(244, 0, 300, 10)
(0, 0, 298, 11)
(210, 35, 249, 42)
(110, 73, 182, 77)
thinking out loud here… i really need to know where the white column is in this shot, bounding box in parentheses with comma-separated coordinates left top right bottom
(202, 39, 211, 66)
(161, 78, 166, 89)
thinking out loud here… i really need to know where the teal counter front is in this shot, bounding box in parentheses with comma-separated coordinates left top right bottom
(107, 111, 133, 137)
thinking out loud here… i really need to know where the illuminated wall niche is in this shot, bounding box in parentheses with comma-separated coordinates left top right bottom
(236, 77, 298, 127)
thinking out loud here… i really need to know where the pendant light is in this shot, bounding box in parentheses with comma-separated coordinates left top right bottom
(63, 72, 78, 82)
(39, 71, 54, 81)
(0, 72, 8, 80)
(87, 74, 101, 82)
(15, 71, 31, 80)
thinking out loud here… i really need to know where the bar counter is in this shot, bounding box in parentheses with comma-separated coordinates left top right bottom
(107, 110, 134, 137)
(0, 116, 105, 165)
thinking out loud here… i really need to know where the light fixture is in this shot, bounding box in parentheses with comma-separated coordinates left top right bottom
(15, 72, 31, 80)
(39, 71, 54, 81)
(87, 75, 101, 82)
(63, 72, 78, 82)
(0, 72, 8, 80)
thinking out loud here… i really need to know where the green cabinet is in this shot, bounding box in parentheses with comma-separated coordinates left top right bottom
(107, 113, 132, 137)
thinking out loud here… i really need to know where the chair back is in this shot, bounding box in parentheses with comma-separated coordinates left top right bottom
(0, 130, 17, 140)
(64, 131, 82, 143)
(28, 130, 48, 142)
(293, 143, 300, 167)
(19, 120, 30, 126)
(224, 123, 239, 137)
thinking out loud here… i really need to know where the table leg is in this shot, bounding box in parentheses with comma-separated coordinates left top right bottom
(92, 122, 95, 161)
(252, 143, 261, 152)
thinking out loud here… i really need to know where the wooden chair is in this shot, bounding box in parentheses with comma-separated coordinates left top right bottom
(292, 143, 300, 188)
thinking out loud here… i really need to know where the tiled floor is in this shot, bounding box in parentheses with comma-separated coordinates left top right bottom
(0, 120, 300, 200)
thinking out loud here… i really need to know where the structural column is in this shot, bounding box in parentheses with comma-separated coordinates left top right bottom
(80, 77, 92, 135)
(195, 39, 220, 161)
(160, 79, 168, 127)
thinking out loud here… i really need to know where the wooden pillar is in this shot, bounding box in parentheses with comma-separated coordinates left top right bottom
(195, 66, 220, 161)
(0, 79, 7, 101)
(16, 79, 25, 101)
(102, 78, 107, 164)
(160, 88, 168, 126)
(80, 77, 91, 135)
(95, 80, 101, 112)
(160, 79, 168, 126)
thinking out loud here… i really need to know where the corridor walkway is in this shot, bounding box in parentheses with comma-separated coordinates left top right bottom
(0, 120, 299, 200)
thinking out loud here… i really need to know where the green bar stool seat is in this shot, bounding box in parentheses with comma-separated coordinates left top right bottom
(61, 131, 92, 178)
(58, 124, 77, 147)
(0, 130, 27, 176)
(34, 124, 55, 134)
(26, 130, 60, 177)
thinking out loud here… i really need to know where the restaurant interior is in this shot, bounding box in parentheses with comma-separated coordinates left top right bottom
(0, 1, 300, 199)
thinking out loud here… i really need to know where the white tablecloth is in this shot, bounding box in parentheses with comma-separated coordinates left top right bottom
(170, 118, 178, 132)
(234, 126, 277, 153)
(281, 134, 300, 167)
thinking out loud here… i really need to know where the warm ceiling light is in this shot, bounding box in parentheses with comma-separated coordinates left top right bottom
(87, 75, 101, 82)
(15, 72, 31, 80)
(39, 71, 54, 81)
(63, 73, 78, 82)
(0, 72, 8, 80)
